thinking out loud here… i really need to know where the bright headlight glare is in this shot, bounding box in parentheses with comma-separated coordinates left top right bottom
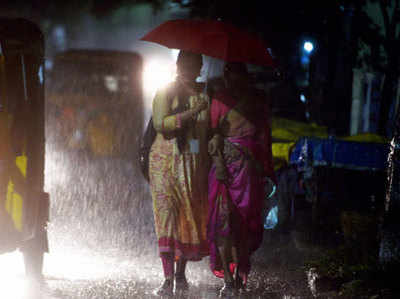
(143, 60, 176, 94)
(0, 252, 28, 299)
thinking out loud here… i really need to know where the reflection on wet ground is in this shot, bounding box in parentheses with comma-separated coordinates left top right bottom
(0, 231, 313, 298)
(0, 119, 315, 298)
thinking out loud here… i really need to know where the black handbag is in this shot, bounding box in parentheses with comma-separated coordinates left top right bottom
(139, 117, 157, 181)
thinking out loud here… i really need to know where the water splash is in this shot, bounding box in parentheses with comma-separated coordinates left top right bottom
(306, 267, 318, 298)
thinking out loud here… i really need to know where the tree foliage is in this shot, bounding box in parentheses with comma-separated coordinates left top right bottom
(174, 0, 400, 134)
(354, 0, 400, 134)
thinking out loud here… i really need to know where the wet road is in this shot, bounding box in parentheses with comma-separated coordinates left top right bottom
(0, 134, 315, 299)
(1, 230, 314, 299)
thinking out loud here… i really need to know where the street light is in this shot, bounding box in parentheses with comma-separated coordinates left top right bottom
(300, 40, 315, 87)
(303, 41, 314, 54)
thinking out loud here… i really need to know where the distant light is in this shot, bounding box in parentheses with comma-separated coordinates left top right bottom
(304, 41, 314, 53)
(0, 252, 28, 299)
(300, 94, 306, 103)
(53, 25, 67, 51)
(38, 65, 44, 84)
(45, 59, 53, 71)
(301, 56, 310, 65)
(104, 75, 118, 92)
(143, 59, 176, 96)
(267, 48, 275, 58)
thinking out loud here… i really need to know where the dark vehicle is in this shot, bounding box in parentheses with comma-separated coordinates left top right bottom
(0, 18, 49, 278)
(46, 49, 143, 159)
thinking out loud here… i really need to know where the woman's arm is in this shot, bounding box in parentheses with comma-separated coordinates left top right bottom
(209, 143, 227, 181)
(208, 96, 228, 181)
(152, 88, 207, 134)
(213, 153, 227, 181)
(208, 132, 223, 156)
(209, 132, 227, 181)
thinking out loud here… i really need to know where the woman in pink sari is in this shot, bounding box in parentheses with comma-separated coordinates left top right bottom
(207, 62, 276, 296)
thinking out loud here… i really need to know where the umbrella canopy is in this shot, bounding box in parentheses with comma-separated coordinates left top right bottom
(141, 19, 275, 67)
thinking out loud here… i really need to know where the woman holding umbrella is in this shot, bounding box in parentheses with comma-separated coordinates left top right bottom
(207, 62, 276, 296)
(148, 50, 210, 296)
(142, 19, 275, 296)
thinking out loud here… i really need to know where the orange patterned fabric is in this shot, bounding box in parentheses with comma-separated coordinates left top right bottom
(149, 83, 210, 260)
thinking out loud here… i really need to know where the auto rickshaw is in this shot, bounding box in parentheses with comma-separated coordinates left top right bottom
(0, 18, 49, 279)
(46, 49, 143, 159)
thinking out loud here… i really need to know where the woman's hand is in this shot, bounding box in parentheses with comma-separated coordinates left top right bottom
(214, 155, 227, 182)
(193, 98, 208, 114)
(216, 167, 227, 181)
(174, 98, 208, 125)
(208, 134, 223, 156)
(215, 163, 228, 182)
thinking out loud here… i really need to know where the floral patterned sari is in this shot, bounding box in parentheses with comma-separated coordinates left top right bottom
(149, 81, 210, 260)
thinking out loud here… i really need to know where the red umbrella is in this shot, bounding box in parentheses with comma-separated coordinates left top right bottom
(140, 19, 275, 67)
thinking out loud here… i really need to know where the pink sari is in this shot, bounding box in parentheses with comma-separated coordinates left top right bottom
(207, 89, 275, 279)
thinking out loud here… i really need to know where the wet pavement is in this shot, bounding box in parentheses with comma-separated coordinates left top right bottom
(0, 124, 316, 299)
(1, 230, 315, 299)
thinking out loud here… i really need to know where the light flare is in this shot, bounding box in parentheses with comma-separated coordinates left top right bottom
(143, 59, 176, 108)
(303, 41, 314, 53)
(0, 252, 29, 299)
